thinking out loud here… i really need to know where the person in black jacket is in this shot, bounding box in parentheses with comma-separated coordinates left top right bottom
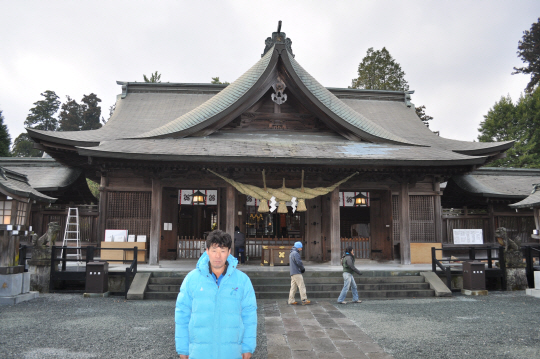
(337, 246, 362, 304)
(288, 242, 311, 305)
(234, 226, 246, 264)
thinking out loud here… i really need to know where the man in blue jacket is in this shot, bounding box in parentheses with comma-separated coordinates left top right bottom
(175, 230, 257, 359)
(288, 241, 311, 305)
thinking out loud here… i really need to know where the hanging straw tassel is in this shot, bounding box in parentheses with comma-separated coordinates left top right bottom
(277, 201, 288, 213)
(258, 170, 269, 213)
(297, 170, 307, 212)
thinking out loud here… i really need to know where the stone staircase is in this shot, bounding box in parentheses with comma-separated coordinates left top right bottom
(139, 270, 437, 300)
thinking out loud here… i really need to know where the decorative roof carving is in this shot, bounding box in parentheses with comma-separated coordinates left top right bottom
(262, 21, 294, 57)
(271, 79, 287, 105)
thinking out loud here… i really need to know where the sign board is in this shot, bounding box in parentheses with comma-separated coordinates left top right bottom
(453, 229, 483, 244)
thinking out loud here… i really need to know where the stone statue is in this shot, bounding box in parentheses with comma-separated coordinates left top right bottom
(495, 227, 525, 268)
(31, 222, 60, 260)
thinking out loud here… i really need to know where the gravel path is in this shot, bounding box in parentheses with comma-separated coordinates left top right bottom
(0, 294, 267, 359)
(335, 292, 540, 359)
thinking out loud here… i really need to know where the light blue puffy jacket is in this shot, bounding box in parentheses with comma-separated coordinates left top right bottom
(175, 252, 257, 358)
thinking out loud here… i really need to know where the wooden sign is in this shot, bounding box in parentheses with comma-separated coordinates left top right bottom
(453, 229, 483, 244)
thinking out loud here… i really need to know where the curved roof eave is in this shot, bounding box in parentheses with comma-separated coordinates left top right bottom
(279, 49, 421, 146)
(27, 128, 100, 147)
(451, 140, 515, 156)
(129, 46, 279, 139)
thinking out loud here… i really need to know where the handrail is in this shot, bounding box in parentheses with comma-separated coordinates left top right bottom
(431, 245, 506, 291)
(524, 246, 540, 288)
(50, 245, 138, 298)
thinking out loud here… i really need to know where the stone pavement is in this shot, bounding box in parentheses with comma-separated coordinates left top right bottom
(262, 300, 394, 359)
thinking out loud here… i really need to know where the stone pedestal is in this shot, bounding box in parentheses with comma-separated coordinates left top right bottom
(28, 259, 52, 293)
(0, 265, 39, 305)
(506, 267, 528, 291)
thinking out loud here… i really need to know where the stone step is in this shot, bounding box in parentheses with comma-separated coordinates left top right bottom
(144, 291, 179, 300)
(249, 275, 426, 285)
(147, 284, 181, 292)
(148, 277, 184, 285)
(257, 289, 435, 300)
(253, 282, 430, 292)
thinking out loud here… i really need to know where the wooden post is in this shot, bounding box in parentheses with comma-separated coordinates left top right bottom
(488, 203, 495, 243)
(434, 194, 443, 243)
(321, 194, 330, 262)
(399, 182, 411, 265)
(149, 178, 162, 265)
(226, 185, 236, 252)
(97, 174, 108, 243)
(329, 188, 341, 266)
(534, 208, 540, 231)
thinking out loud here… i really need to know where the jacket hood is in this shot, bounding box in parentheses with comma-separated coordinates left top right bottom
(290, 247, 300, 254)
(196, 251, 239, 274)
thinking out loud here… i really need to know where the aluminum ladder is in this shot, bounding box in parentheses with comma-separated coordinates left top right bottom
(61, 207, 82, 263)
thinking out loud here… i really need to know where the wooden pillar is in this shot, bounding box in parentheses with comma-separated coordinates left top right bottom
(149, 178, 162, 265)
(97, 174, 108, 243)
(399, 182, 411, 265)
(226, 185, 236, 252)
(329, 188, 341, 266)
(534, 208, 540, 230)
(434, 194, 443, 243)
(488, 203, 495, 243)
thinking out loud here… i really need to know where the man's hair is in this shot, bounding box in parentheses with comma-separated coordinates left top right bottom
(206, 230, 232, 249)
(235, 226, 240, 232)
(346, 246, 353, 253)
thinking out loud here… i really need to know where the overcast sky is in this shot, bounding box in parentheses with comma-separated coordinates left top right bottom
(1, 1, 539, 145)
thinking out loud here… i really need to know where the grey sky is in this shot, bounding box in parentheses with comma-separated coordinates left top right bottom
(1, 1, 538, 145)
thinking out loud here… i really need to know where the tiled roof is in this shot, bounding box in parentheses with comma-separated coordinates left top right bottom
(286, 51, 416, 145)
(131, 46, 276, 139)
(0, 166, 56, 202)
(509, 184, 540, 208)
(451, 167, 540, 198)
(76, 132, 486, 166)
(0, 158, 81, 191)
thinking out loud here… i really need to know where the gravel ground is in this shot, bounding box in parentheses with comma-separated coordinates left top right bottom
(336, 291, 540, 359)
(0, 294, 267, 359)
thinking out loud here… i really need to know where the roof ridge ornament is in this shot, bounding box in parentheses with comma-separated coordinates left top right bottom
(262, 20, 294, 58)
(271, 79, 287, 105)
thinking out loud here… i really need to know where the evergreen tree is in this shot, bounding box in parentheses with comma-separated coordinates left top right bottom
(58, 96, 82, 131)
(0, 110, 11, 157)
(513, 18, 540, 93)
(143, 71, 161, 83)
(351, 47, 409, 91)
(58, 94, 102, 131)
(11, 133, 42, 157)
(211, 77, 229, 85)
(80, 93, 102, 130)
(24, 90, 60, 131)
(478, 87, 540, 168)
(415, 105, 434, 126)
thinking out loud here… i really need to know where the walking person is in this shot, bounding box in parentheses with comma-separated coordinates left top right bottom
(288, 241, 311, 305)
(175, 230, 257, 359)
(234, 226, 246, 264)
(337, 246, 363, 304)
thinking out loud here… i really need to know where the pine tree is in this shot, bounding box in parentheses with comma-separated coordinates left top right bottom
(513, 18, 540, 93)
(0, 110, 11, 157)
(24, 90, 60, 131)
(351, 47, 409, 91)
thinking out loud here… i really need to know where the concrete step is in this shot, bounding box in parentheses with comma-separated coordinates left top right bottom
(147, 284, 181, 292)
(149, 277, 184, 285)
(144, 291, 179, 300)
(253, 282, 430, 292)
(249, 275, 426, 285)
(257, 289, 435, 300)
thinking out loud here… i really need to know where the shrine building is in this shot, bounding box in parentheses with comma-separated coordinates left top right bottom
(27, 26, 513, 266)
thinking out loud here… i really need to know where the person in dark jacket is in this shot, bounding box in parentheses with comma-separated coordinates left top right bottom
(337, 246, 363, 304)
(175, 230, 257, 359)
(234, 226, 246, 264)
(288, 242, 311, 305)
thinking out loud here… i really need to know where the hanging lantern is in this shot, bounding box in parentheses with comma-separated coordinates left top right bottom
(354, 192, 367, 206)
(190, 190, 207, 205)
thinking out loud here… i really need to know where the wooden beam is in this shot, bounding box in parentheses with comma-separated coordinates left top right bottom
(399, 182, 411, 265)
(329, 188, 341, 266)
(226, 185, 236, 252)
(149, 178, 162, 265)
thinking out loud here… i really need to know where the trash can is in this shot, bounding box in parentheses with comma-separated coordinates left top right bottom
(86, 261, 109, 293)
(463, 261, 485, 290)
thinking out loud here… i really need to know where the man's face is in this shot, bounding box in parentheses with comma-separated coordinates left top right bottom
(206, 244, 230, 270)
(297, 247, 302, 251)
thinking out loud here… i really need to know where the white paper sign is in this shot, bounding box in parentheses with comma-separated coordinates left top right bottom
(453, 229, 483, 244)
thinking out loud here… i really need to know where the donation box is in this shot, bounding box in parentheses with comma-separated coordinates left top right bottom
(462, 261, 486, 290)
(86, 261, 109, 293)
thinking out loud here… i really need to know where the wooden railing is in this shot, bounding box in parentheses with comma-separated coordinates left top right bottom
(177, 236, 206, 259)
(246, 238, 299, 259)
(340, 237, 370, 259)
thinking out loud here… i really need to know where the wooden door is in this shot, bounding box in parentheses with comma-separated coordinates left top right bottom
(370, 190, 393, 261)
(305, 197, 322, 261)
(160, 188, 179, 260)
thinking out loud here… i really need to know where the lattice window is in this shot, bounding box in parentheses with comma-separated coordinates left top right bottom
(496, 216, 536, 242)
(106, 192, 151, 238)
(392, 195, 399, 244)
(0, 200, 12, 225)
(16, 201, 28, 225)
(410, 195, 435, 242)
